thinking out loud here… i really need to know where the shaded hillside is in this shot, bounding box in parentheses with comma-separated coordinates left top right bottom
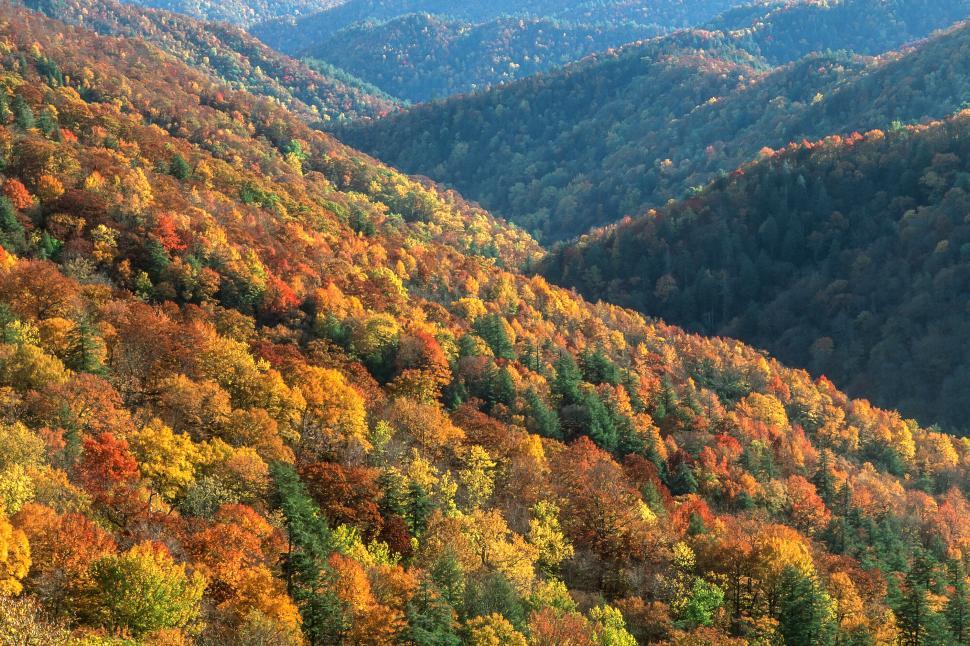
(544, 112, 970, 432)
(253, 0, 755, 57)
(305, 13, 649, 102)
(120, 0, 341, 27)
(22, 0, 398, 123)
(336, 33, 802, 241)
(711, 0, 970, 63)
(3, 3, 970, 645)
(340, 0, 970, 241)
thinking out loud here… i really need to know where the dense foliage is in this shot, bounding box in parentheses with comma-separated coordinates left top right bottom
(23, 0, 397, 123)
(303, 13, 650, 103)
(5, 3, 970, 646)
(253, 0, 754, 57)
(340, 0, 970, 242)
(545, 112, 970, 434)
(121, 0, 341, 28)
(710, 0, 970, 64)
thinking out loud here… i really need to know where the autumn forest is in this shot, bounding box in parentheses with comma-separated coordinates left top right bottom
(1, 0, 970, 645)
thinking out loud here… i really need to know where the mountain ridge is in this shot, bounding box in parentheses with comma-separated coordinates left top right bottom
(338, 2, 970, 241)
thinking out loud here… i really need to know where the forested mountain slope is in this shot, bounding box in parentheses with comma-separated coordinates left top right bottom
(303, 13, 650, 102)
(340, 0, 970, 241)
(253, 0, 756, 57)
(340, 32, 773, 241)
(120, 0, 342, 27)
(22, 0, 397, 123)
(709, 0, 970, 63)
(4, 3, 970, 645)
(544, 112, 970, 432)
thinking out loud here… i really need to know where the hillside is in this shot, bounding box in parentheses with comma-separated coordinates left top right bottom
(303, 13, 650, 103)
(339, 0, 970, 241)
(5, 3, 970, 646)
(710, 0, 970, 64)
(252, 0, 756, 58)
(121, 0, 342, 27)
(22, 0, 397, 123)
(544, 111, 970, 433)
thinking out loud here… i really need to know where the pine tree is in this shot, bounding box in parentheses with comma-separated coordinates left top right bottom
(894, 554, 953, 646)
(270, 463, 345, 645)
(580, 348, 621, 385)
(812, 450, 837, 506)
(464, 572, 526, 630)
(37, 107, 58, 138)
(65, 316, 106, 374)
(616, 413, 645, 457)
(12, 95, 33, 130)
(584, 391, 618, 452)
(552, 353, 583, 406)
(947, 562, 970, 644)
(39, 231, 62, 260)
(407, 576, 462, 646)
(0, 197, 25, 252)
(406, 481, 435, 535)
(472, 314, 515, 360)
(777, 566, 837, 646)
(489, 365, 516, 409)
(169, 154, 192, 181)
(430, 551, 466, 619)
(670, 460, 698, 496)
(653, 377, 678, 421)
(0, 304, 17, 345)
(524, 389, 561, 439)
(0, 92, 10, 126)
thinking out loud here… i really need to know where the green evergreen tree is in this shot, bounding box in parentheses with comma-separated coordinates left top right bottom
(169, 154, 192, 181)
(615, 412, 646, 457)
(430, 551, 466, 619)
(405, 481, 435, 535)
(946, 562, 970, 644)
(489, 365, 516, 409)
(0, 92, 10, 126)
(894, 554, 953, 646)
(65, 316, 106, 375)
(39, 231, 62, 260)
(407, 576, 462, 646)
(653, 377, 678, 421)
(0, 197, 25, 252)
(812, 450, 837, 506)
(670, 460, 698, 496)
(552, 353, 583, 406)
(0, 304, 18, 345)
(472, 314, 515, 360)
(12, 94, 33, 130)
(524, 388, 561, 439)
(270, 463, 345, 645)
(580, 348, 621, 385)
(37, 107, 58, 138)
(464, 572, 526, 631)
(777, 566, 837, 646)
(583, 391, 618, 452)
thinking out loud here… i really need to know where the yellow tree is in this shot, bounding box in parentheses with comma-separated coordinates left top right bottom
(129, 419, 200, 503)
(292, 365, 369, 460)
(466, 613, 527, 646)
(0, 510, 29, 595)
(528, 501, 574, 576)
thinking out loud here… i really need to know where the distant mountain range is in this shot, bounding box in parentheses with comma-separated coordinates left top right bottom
(23, 0, 398, 123)
(339, 0, 970, 241)
(302, 13, 651, 102)
(120, 0, 342, 27)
